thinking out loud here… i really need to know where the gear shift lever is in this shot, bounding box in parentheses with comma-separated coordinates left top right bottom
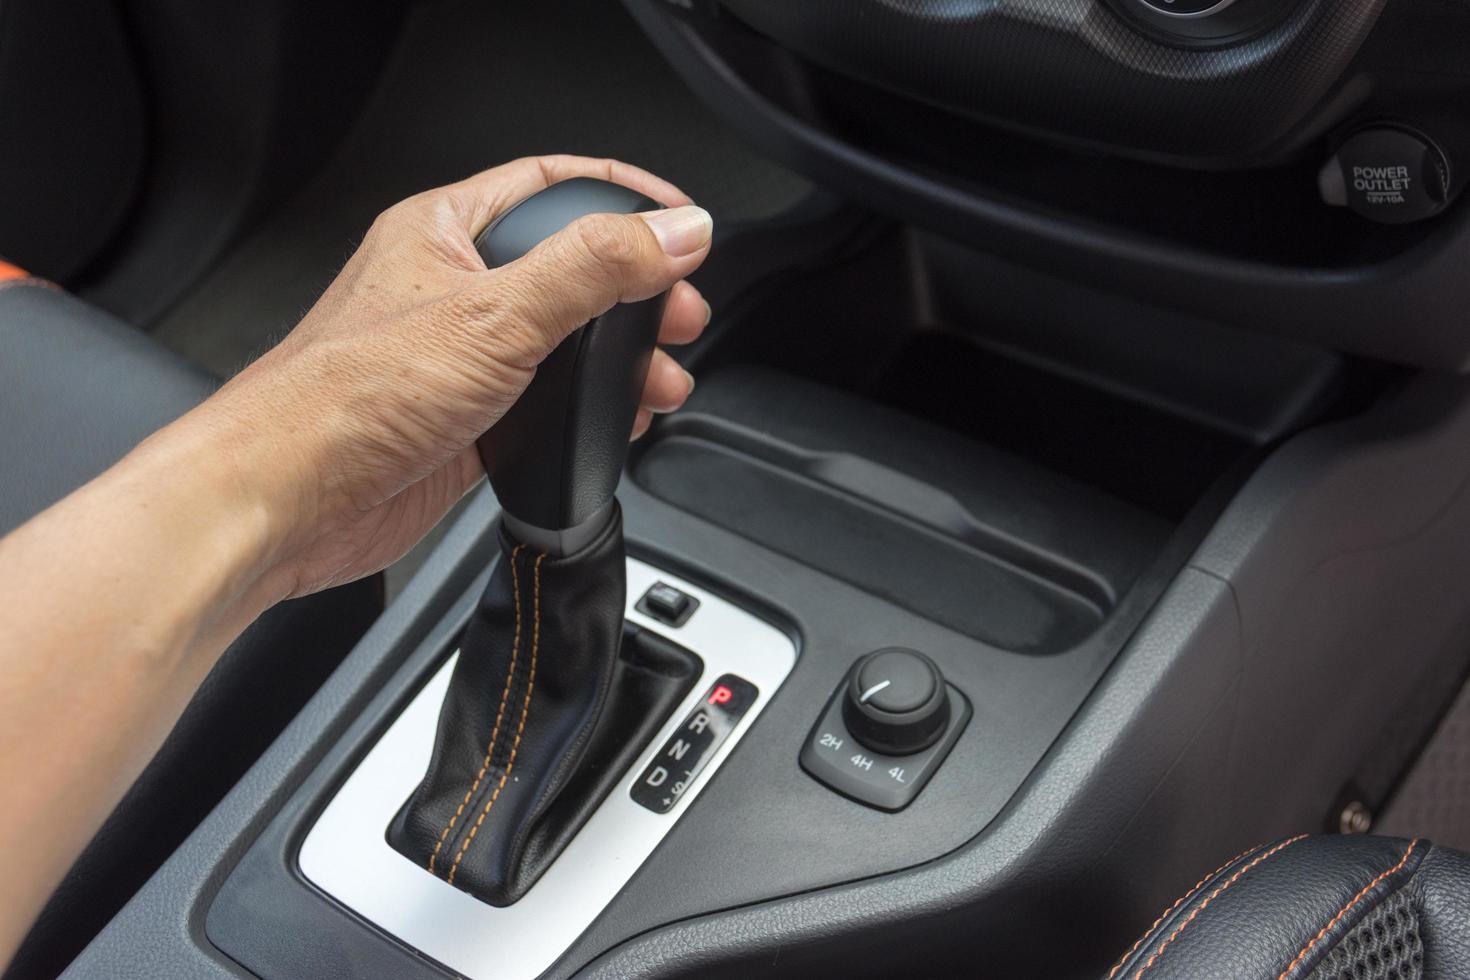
(474, 178, 666, 556)
(387, 179, 700, 905)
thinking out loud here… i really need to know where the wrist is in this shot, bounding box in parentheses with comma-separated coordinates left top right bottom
(176, 375, 328, 594)
(121, 408, 301, 625)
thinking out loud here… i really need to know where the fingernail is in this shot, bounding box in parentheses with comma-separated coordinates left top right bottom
(683, 368, 696, 394)
(641, 206, 713, 258)
(702, 300, 712, 326)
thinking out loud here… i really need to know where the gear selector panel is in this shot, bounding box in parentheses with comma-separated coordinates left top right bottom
(298, 559, 795, 980)
(632, 674, 759, 813)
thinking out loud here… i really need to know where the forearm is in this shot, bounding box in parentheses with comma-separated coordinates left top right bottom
(0, 414, 285, 963)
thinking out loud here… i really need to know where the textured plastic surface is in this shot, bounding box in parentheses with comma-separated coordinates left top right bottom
(558, 374, 1470, 978)
(635, 366, 1170, 653)
(1379, 676, 1470, 851)
(623, 0, 1470, 371)
(475, 178, 666, 533)
(719, 0, 1384, 162)
(58, 369, 1470, 980)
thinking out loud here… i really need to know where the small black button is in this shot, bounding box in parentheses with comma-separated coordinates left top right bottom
(632, 674, 758, 813)
(636, 582, 699, 627)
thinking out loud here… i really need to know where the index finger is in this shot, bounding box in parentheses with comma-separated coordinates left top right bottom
(443, 155, 693, 236)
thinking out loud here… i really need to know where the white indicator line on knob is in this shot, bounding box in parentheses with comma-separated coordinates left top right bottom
(859, 680, 891, 704)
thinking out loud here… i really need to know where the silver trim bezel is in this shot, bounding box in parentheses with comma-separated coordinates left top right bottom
(298, 558, 797, 979)
(1132, 0, 1240, 19)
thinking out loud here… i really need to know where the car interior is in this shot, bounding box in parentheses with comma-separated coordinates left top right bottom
(3, 0, 1470, 977)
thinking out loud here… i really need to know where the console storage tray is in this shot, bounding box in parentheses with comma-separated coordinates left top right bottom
(634, 366, 1171, 654)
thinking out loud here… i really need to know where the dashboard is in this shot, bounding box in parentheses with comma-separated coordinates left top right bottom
(626, 0, 1470, 370)
(719, 0, 1383, 165)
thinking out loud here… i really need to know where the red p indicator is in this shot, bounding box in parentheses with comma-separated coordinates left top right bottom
(707, 684, 734, 706)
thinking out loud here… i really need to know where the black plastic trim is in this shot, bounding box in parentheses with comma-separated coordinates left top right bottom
(622, 1, 1470, 371)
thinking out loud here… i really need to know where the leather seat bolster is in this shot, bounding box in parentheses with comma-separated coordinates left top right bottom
(0, 281, 216, 532)
(0, 281, 383, 979)
(1413, 843, 1470, 978)
(1106, 834, 1470, 980)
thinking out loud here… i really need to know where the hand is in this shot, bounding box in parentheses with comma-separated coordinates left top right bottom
(186, 155, 713, 599)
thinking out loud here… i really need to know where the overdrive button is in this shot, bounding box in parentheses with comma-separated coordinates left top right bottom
(843, 648, 950, 755)
(636, 581, 699, 626)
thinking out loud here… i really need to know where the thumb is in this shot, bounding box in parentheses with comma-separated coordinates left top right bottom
(478, 205, 712, 363)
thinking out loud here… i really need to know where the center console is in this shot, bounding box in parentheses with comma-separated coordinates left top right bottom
(62, 200, 1470, 980)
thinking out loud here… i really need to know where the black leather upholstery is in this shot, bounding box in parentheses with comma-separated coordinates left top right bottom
(0, 282, 382, 979)
(388, 509, 698, 906)
(0, 282, 215, 531)
(1106, 834, 1470, 980)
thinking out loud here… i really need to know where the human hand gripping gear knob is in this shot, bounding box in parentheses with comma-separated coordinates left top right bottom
(386, 174, 713, 905)
(0, 156, 712, 965)
(186, 155, 713, 601)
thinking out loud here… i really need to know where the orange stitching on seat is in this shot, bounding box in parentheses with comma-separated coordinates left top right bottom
(1132, 835, 1308, 980)
(1275, 839, 1420, 980)
(447, 552, 544, 886)
(1107, 843, 1266, 979)
(428, 545, 526, 875)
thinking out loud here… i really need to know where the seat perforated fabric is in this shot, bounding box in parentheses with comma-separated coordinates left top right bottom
(1310, 887, 1423, 980)
(1106, 834, 1470, 980)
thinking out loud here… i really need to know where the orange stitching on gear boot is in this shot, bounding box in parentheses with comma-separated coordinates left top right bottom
(448, 552, 545, 886)
(428, 544, 525, 874)
(1107, 842, 1266, 979)
(1133, 835, 1308, 980)
(1276, 839, 1420, 980)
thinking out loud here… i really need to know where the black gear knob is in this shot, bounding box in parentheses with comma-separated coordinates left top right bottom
(473, 177, 668, 555)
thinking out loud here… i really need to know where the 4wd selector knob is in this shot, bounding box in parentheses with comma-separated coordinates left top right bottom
(843, 649, 950, 755)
